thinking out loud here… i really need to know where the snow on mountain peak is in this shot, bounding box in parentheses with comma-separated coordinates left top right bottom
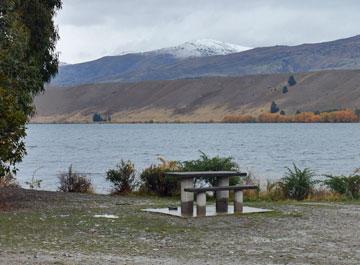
(156, 39, 251, 58)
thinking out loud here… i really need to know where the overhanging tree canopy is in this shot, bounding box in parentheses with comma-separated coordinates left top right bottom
(0, 0, 62, 177)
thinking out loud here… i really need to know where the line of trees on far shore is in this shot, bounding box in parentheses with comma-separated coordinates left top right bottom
(222, 109, 360, 123)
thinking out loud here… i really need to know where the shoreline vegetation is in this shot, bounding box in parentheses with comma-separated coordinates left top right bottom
(29, 109, 360, 124)
(3, 153, 359, 203)
(223, 109, 360, 123)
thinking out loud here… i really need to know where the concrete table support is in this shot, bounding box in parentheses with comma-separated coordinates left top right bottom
(166, 171, 248, 217)
(196, 192, 206, 216)
(216, 176, 229, 213)
(180, 178, 194, 216)
(234, 190, 243, 213)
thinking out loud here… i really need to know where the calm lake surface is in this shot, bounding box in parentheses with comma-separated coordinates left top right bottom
(18, 123, 360, 193)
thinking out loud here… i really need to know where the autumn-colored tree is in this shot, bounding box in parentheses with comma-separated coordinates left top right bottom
(294, 112, 321, 123)
(320, 110, 358, 123)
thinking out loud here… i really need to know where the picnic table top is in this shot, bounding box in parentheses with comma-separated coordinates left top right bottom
(165, 171, 247, 179)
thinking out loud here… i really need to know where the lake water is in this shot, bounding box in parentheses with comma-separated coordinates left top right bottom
(17, 123, 360, 193)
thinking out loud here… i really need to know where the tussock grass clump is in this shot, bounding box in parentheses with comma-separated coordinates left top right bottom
(324, 171, 360, 199)
(279, 164, 317, 200)
(58, 165, 93, 193)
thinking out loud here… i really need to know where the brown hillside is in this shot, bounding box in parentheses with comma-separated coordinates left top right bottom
(33, 70, 360, 123)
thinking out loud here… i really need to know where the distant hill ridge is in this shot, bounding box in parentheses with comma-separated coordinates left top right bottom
(52, 35, 360, 87)
(36, 69, 360, 123)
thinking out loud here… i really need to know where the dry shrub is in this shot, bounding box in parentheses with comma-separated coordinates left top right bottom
(240, 172, 261, 201)
(294, 112, 321, 123)
(224, 109, 359, 123)
(308, 188, 343, 201)
(0, 173, 19, 188)
(139, 157, 181, 197)
(58, 165, 93, 193)
(257, 113, 293, 123)
(320, 110, 359, 123)
(222, 114, 256, 123)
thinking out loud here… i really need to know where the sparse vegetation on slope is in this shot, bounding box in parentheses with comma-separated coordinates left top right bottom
(34, 70, 360, 123)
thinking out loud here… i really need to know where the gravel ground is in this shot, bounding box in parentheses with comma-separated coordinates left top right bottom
(0, 187, 360, 265)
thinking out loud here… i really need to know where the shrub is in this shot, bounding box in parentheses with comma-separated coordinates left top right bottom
(270, 101, 280, 113)
(324, 174, 360, 199)
(0, 173, 18, 188)
(355, 109, 360, 117)
(320, 110, 358, 123)
(257, 113, 292, 123)
(294, 112, 321, 122)
(181, 152, 240, 186)
(222, 114, 256, 123)
(139, 157, 180, 196)
(92, 113, 104, 122)
(288, 75, 297, 86)
(58, 165, 93, 193)
(282, 86, 288, 94)
(106, 160, 137, 194)
(260, 180, 285, 201)
(279, 164, 316, 200)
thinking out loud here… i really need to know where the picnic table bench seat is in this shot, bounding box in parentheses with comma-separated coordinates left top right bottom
(184, 185, 258, 216)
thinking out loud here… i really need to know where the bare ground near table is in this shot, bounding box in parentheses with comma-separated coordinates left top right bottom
(0, 187, 360, 265)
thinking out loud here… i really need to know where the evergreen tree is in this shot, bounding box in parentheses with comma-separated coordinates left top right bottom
(288, 75, 297, 86)
(282, 86, 288, 94)
(0, 0, 62, 176)
(270, 101, 280, 113)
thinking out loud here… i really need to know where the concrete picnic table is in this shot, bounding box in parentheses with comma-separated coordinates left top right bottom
(165, 171, 247, 216)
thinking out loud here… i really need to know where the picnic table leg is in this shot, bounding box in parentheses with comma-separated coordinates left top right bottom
(196, 192, 206, 216)
(181, 178, 194, 216)
(216, 176, 229, 213)
(234, 190, 243, 213)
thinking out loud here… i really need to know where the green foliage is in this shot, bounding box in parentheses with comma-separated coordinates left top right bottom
(181, 152, 240, 186)
(288, 75, 297, 86)
(140, 159, 180, 197)
(324, 174, 360, 199)
(0, 0, 62, 177)
(279, 164, 316, 200)
(282, 86, 288, 94)
(355, 109, 360, 117)
(140, 166, 178, 197)
(58, 165, 93, 193)
(93, 113, 104, 122)
(106, 160, 137, 194)
(270, 101, 280, 113)
(0, 88, 27, 176)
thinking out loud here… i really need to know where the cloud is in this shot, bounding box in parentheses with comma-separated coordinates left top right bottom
(56, 0, 360, 63)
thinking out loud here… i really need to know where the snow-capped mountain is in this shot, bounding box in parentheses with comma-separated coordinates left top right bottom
(153, 39, 251, 58)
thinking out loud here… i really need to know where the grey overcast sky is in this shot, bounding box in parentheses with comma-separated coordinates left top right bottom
(56, 0, 360, 64)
